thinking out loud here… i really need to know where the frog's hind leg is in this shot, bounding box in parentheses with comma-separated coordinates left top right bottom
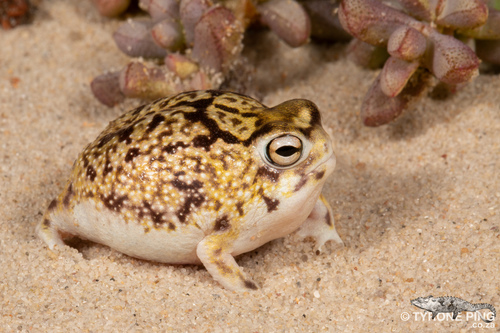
(296, 194, 344, 254)
(197, 234, 259, 292)
(36, 200, 67, 250)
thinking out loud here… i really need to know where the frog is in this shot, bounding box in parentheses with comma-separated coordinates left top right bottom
(37, 90, 343, 292)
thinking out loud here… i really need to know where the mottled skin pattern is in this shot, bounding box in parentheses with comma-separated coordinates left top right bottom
(37, 90, 343, 292)
(411, 296, 496, 323)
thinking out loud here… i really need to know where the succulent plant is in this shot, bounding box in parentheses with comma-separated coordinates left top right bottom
(338, 0, 500, 126)
(90, 0, 313, 106)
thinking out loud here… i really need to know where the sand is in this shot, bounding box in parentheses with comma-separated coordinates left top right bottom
(1, 1, 498, 332)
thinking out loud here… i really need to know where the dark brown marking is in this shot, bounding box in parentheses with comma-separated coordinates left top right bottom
(190, 156, 204, 173)
(255, 166, 280, 183)
(214, 200, 222, 211)
(62, 183, 74, 207)
(241, 112, 259, 118)
(173, 98, 242, 150)
(116, 124, 135, 144)
(42, 218, 51, 228)
(103, 158, 113, 177)
(139, 201, 166, 225)
(171, 179, 203, 191)
(216, 111, 227, 120)
(174, 189, 205, 223)
(325, 212, 332, 226)
(157, 129, 173, 140)
(82, 156, 89, 168)
(130, 104, 146, 117)
(48, 199, 57, 211)
(101, 193, 128, 212)
(214, 216, 230, 232)
(315, 170, 325, 180)
(230, 117, 242, 126)
(214, 103, 240, 114)
(96, 132, 115, 148)
(117, 125, 135, 144)
(157, 98, 171, 110)
(262, 195, 279, 212)
(173, 97, 215, 110)
(215, 260, 233, 274)
(146, 114, 165, 133)
(125, 147, 141, 163)
(222, 96, 237, 103)
(299, 126, 314, 137)
(168, 222, 176, 231)
(308, 102, 322, 126)
(244, 280, 258, 290)
(162, 141, 189, 154)
(242, 123, 277, 147)
(191, 135, 217, 150)
(86, 165, 96, 181)
(236, 202, 244, 216)
(294, 177, 308, 192)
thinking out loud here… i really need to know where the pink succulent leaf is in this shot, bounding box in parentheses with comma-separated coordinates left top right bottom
(379, 56, 420, 97)
(92, 0, 130, 17)
(361, 69, 429, 126)
(347, 38, 389, 69)
(190, 71, 213, 90)
(392, 0, 433, 22)
(113, 19, 167, 58)
(258, 0, 311, 47)
(426, 30, 480, 85)
(301, 0, 352, 41)
(338, 0, 419, 46)
(387, 25, 427, 61)
(475, 39, 500, 64)
(179, 0, 212, 46)
(191, 6, 243, 73)
(139, 0, 152, 10)
(90, 71, 125, 107)
(165, 53, 199, 79)
(460, 8, 500, 39)
(119, 61, 179, 99)
(435, 0, 488, 29)
(151, 19, 185, 51)
(139, 0, 180, 21)
(361, 75, 406, 126)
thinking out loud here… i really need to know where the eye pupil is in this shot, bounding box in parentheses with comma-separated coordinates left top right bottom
(276, 146, 300, 157)
(266, 135, 303, 167)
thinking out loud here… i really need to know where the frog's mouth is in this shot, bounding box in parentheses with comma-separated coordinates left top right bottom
(311, 151, 336, 177)
(295, 152, 335, 192)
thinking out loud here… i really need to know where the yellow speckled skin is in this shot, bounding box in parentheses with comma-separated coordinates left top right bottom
(37, 90, 343, 292)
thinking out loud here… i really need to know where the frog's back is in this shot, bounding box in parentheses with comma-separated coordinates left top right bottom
(38, 91, 269, 263)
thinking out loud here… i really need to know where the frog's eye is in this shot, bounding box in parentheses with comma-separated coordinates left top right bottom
(266, 135, 302, 167)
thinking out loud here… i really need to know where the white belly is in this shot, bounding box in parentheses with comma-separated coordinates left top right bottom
(51, 200, 205, 264)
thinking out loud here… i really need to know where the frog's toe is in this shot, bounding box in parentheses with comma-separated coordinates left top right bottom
(36, 216, 66, 250)
(196, 236, 259, 292)
(296, 194, 344, 254)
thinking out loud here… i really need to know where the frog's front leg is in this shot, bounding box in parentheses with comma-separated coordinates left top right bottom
(296, 194, 344, 254)
(197, 232, 259, 292)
